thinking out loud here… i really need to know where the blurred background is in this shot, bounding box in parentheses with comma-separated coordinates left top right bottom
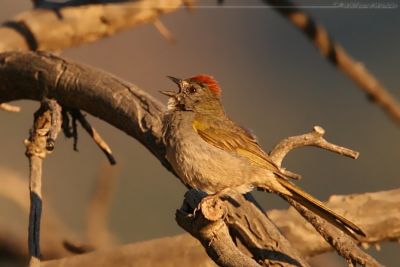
(0, 0, 399, 266)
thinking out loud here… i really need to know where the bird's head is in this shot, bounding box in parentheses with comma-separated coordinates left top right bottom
(160, 74, 222, 112)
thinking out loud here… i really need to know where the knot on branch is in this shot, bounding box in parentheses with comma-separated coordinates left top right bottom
(199, 195, 227, 222)
(177, 190, 227, 236)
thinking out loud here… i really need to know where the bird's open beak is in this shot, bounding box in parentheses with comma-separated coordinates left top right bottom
(159, 76, 184, 97)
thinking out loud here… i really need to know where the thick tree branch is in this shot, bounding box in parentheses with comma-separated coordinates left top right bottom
(0, 51, 168, 168)
(0, 0, 184, 52)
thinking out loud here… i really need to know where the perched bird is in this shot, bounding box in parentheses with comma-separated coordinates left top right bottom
(161, 74, 365, 237)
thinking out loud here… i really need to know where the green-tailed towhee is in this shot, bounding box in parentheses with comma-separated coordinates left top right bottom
(160, 74, 365, 237)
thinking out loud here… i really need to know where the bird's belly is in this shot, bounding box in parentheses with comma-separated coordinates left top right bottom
(166, 131, 259, 194)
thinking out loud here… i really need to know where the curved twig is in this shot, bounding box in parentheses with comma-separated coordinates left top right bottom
(270, 125, 359, 166)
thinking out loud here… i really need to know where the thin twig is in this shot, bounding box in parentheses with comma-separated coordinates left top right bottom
(70, 109, 116, 165)
(153, 19, 176, 43)
(264, 0, 400, 125)
(24, 99, 62, 266)
(0, 102, 21, 112)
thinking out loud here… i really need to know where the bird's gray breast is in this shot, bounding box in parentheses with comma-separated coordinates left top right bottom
(162, 111, 258, 194)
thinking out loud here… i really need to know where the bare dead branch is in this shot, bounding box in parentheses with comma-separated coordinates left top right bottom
(227, 193, 309, 266)
(0, 0, 185, 53)
(0, 102, 21, 112)
(263, 0, 400, 125)
(24, 99, 62, 266)
(270, 125, 359, 167)
(0, 51, 168, 169)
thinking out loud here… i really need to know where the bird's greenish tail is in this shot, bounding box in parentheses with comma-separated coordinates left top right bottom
(276, 177, 366, 238)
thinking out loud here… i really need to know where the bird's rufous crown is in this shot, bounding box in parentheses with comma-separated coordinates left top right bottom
(190, 75, 221, 97)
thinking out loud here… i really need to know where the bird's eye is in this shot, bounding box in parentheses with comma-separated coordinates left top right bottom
(188, 86, 197, 94)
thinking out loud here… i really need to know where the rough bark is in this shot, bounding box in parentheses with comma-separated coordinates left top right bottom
(0, 0, 184, 52)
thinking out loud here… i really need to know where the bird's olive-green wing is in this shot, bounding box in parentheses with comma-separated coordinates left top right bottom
(192, 118, 280, 173)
